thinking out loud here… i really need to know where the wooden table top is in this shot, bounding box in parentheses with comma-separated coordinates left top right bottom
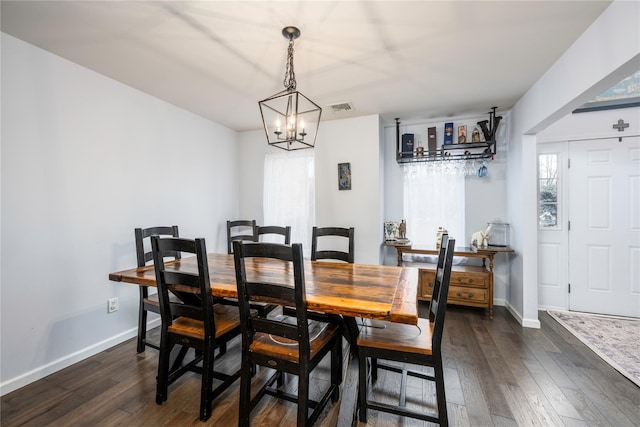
(109, 253, 419, 325)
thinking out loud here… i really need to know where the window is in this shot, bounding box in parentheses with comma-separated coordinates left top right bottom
(402, 163, 465, 246)
(538, 153, 560, 228)
(263, 150, 315, 256)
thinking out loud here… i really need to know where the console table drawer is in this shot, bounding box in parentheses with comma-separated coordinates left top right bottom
(418, 267, 489, 298)
(449, 286, 489, 304)
(450, 272, 488, 287)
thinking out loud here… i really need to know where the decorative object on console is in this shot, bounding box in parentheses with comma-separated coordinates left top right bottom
(338, 162, 351, 190)
(487, 219, 509, 247)
(444, 122, 454, 145)
(470, 224, 492, 248)
(458, 125, 467, 143)
(398, 219, 408, 242)
(435, 226, 447, 248)
(384, 221, 399, 241)
(259, 26, 321, 151)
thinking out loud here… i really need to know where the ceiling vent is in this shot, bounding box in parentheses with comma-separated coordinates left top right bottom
(327, 102, 354, 113)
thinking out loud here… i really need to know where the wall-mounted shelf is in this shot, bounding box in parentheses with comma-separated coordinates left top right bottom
(395, 107, 501, 164)
(396, 140, 496, 164)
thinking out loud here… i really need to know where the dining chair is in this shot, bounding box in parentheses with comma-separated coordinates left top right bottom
(311, 226, 355, 263)
(224, 219, 277, 317)
(285, 226, 354, 323)
(233, 241, 343, 427)
(357, 236, 455, 426)
(134, 225, 181, 353)
(253, 225, 291, 244)
(227, 219, 257, 254)
(151, 236, 241, 422)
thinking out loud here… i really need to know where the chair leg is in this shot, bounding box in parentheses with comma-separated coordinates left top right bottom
(371, 357, 378, 383)
(199, 342, 214, 421)
(156, 339, 171, 404)
(331, 337, 341, 401)
(358, 352, 368, 422)
(297, 370, 310, 426)
(239, 360, 252, 427)
(137, 298, 147, 353)
(434, 358, 448, 426)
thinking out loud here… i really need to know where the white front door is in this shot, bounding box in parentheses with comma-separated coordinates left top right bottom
(568, 136, 640, 317)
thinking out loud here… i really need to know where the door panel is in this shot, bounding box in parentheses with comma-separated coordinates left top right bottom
(569, 136, 640, 317)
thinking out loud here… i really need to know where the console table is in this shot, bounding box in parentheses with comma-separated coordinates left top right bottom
(384, 242, 514, 318)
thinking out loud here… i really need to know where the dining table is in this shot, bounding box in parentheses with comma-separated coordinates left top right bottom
(108, 252, 420, 424)
(108, 252, 420, 326)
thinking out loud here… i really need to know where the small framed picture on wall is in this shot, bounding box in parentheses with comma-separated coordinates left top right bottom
(338, 162, 351, 190)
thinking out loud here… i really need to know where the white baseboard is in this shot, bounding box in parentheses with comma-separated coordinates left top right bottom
(0, 318, 161, 396)
(504, 301, 541, 329)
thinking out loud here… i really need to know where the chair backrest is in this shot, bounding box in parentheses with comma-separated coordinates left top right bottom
(151, 236, 215, 336)
(254, 225, 291, 245)
(233, 241, 312, 358)
(428, 233, 449, 314)
(135, 226, 180, 267)
(311, 226, 355, 263)
(227, 220, 257, 254)
(430, 237, 455, 352)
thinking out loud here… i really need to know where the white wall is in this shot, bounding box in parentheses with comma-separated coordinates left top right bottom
(506, 0, 640, 327)
(381, 114, 511, 304)
(238, 114, 383, 264)
(0, 34, 240, 394)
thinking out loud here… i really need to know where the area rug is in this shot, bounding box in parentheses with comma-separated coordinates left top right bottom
(548, 310, 640, 387)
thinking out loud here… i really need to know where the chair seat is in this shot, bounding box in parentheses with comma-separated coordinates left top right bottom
(357, 317, 433, 356)
(168, 304, 241, 340)
(250, 315, 340, 363)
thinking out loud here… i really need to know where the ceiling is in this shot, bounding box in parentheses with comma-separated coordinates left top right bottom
(1, 1, 612, 131)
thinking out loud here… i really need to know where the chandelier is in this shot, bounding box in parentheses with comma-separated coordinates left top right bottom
(259, 26, 321, 151)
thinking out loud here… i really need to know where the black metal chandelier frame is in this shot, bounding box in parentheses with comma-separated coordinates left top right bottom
(259, 26, 322, 151)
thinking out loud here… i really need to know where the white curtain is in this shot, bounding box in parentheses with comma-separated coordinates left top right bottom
(402, 161, 465, 246)
(263, 150, 316, 257)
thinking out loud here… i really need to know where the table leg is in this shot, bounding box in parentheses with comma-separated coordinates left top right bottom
(342, 316, 361, 358)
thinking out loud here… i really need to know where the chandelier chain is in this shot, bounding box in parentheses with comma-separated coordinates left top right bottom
(283, 38, 297, 92)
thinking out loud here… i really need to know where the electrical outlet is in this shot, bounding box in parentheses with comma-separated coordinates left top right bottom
(108, 297, 118, 313)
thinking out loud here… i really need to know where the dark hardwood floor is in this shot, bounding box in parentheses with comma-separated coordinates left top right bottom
(2, 306, 638, 426)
